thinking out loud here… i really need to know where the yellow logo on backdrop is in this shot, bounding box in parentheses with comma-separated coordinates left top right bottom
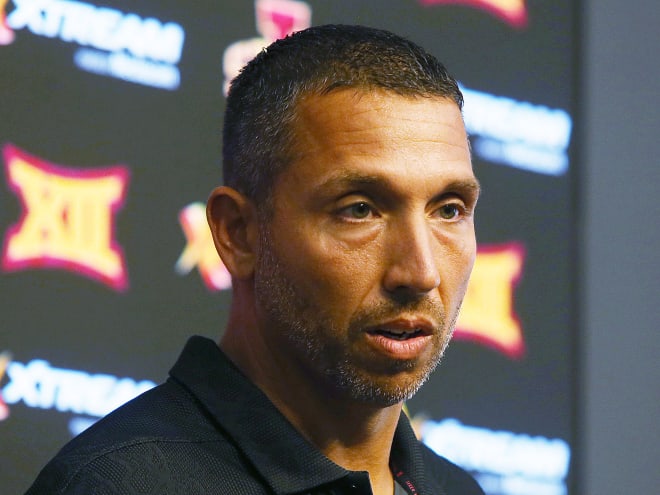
(0, 0, 14, 45)
(455, 243, 526, 358)
(2, 144, 129, 290)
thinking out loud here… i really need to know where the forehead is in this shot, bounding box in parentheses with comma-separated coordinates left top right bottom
(278, 90, 473, 192)
(300, 88, 464, 135)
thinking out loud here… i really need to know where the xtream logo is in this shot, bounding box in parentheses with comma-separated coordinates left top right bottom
(0, 353, 155, 434)
(2, 0, 185, 90)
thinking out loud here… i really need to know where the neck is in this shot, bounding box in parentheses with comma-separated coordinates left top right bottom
(221, 297, 402, 494)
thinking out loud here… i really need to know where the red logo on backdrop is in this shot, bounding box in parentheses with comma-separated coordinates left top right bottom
(418, 0, 528, 29)
(1, 144, 130, 291)
(223, 0, 312, 95)
(256, 0, 311, 40)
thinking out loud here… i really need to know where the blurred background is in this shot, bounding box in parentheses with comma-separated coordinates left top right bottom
(0, 0, 657, 493)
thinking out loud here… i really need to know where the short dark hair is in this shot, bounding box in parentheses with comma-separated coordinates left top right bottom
(223, 24, 463, 206)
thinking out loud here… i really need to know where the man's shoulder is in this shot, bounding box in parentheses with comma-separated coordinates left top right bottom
(419, 442, 485, 495)
(57, 378, 219, 452)
(25, 379, 256, 495)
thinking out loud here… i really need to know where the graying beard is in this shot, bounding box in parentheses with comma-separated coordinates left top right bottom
(254, 227, 461, 407)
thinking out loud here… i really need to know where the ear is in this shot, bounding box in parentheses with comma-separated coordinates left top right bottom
(206, 186, 259, 280)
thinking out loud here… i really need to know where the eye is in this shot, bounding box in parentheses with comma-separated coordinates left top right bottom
(437, 203, 462, 220)
(339, 201, 374, 220)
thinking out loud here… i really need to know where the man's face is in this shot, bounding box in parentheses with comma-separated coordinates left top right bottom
(254, 90, 479, 406)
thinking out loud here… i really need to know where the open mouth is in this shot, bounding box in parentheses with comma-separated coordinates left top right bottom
(370, 328, 425, 341)
(363, 318, 435, 358)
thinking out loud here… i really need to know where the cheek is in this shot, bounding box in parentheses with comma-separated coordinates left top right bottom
(438, 233, 477, 299)
(278, 232, 380, 308)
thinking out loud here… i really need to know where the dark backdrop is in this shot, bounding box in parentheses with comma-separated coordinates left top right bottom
(0, 1, 579, 493)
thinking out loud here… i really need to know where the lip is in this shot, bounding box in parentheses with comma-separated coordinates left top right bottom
(364, 318, 435, 360)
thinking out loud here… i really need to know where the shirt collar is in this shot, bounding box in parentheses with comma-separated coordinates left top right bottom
(170, 336, 432, 494)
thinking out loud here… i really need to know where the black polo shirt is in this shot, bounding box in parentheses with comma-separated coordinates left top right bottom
(26, 336, 484, 495)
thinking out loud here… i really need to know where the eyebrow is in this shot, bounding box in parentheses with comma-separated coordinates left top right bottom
(319, 172, 387, 190)
(319, 172, 482, 200)
(442, 178, 482, 199)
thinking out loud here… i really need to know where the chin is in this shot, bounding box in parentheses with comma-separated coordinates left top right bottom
(327, 362, 439, 407)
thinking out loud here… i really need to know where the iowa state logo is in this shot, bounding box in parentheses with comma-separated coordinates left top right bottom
(223, 0, 312, 95)
(2, 144, 130, 290)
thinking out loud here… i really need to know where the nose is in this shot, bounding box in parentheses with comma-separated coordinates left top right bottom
(382, 216, 441, 299)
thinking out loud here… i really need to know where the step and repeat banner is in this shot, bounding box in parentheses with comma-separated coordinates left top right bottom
(0, 1, 576, 493)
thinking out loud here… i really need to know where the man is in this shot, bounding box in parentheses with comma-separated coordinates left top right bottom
(27, 25, 483, 494)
